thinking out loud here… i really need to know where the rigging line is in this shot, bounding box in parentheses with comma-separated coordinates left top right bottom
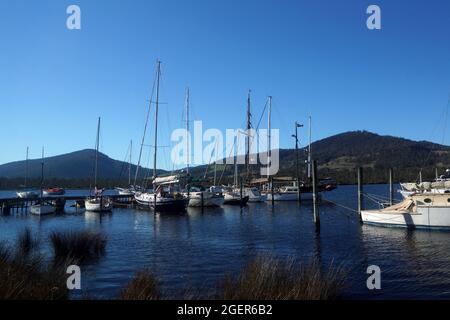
(413, 93, 450, 182)
(134, 63, 158, 186)
(364, 192, 396, 202)
(204, 138, 219, 178)
(441, 93, 450, 145)
(255, 99, 269, 131)
(118, 143, 131, 180)
(218, 136, 238, 185)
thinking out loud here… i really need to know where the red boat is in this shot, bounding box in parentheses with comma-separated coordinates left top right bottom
(43, 187, 65, 196)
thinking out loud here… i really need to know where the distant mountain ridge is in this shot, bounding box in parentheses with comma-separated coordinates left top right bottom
(0, 149, 159, 180)
(1, 131, 450, 186)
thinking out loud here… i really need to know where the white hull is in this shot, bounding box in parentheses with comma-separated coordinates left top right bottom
(362, 194, 450, 229)
(135, 192, 188, 211)
(17, 191, 39, 199)
(85, 198, 112, 212)
(244, 188, 264, 202)
(115, 187, 135, 196)
(30, 204, 56, 215)
(134, 192, 154, 206)
(187, 192, 224, 207)
(266, 192, 314, 201)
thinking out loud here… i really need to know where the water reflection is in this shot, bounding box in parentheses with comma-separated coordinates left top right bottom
(1, 185, 450, 299)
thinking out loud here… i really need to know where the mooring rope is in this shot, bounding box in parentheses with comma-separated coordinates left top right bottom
(321, 199, 358, 214)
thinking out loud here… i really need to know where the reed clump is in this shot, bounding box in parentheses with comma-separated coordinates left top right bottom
(17, 227, 39, 256)
(219, 256, 346, 300)
(120, 269, 161, 300)
(0, 229, 68, 300)
(49, 230, 107, 263)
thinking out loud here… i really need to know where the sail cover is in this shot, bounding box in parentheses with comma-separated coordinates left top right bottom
(153, 175, 179, 185)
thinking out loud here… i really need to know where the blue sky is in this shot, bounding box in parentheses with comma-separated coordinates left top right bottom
(1, 0, 449, 170)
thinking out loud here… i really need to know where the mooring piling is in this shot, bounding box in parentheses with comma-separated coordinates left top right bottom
(270, 176, 274, 206)
(389, 168, 394, 206)
(240, 177, 243, 200)
(357, 167, 364, 222)
(312, 160, 320, 231)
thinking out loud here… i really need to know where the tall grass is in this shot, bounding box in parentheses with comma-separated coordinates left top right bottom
(0, 243, 68, 300)
(17, 227, 38, 257)
(219, 256, 346, 300)
(119, 256, 346, 300)
(49, 230, 107, 263)
(120, 269, 161, 300)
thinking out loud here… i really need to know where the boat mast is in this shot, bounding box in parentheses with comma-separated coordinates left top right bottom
(246, 90, 251, 180)
(128, 140, 132, 185)
(307, 116, 312, 181)
(234, 135, 238, 186)
(185, 87, 190, 175)
(153, 60, 161, 178)
(25, 146, 29, 188)
(134, 65, 157, 187)
(214, 160, 217, 186)
(267, 96, 272, 177)
(94, 117, 100, 189)
(40, 147, 44, 198)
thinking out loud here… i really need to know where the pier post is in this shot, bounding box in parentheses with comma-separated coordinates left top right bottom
(312, 160, 320, 231)
(270, 177, 274, 206)
(240, 177, 243, 200)
(357, 167, 364, 222)
(389, 168, 394, 206)
(201, 190, 204, 208)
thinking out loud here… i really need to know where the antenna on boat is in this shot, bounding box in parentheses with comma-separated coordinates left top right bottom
(308, 116, 312, 181)
(129, 140, 132, 185)
(25, 146, 29, 188)
(185, 87, 190, 175)
(94, 117, 101, 189)
(246, 90, 252, 181)
(267, 96, 272, 178)
(40, 146, 44, 198)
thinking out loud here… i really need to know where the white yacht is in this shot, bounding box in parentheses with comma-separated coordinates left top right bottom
(17, 191, 39, 199)
(185, 187, 224, 207)
(399, 169, 450, 198)
(84, 117, 112, 213)
(30, 148, 56, 216)
(266, 186, 315, 201)
(222, 187, 249, 206)
(16, 147, 39, 199)
(361, 193, 450, 229)
(243, 187, 264, 202)
(85, 196, 112, 212)
(30, 201, 56, 216)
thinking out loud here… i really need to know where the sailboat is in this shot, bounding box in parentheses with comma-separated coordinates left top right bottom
(223, 134, 249, 206)
(266, 116, 336, 201)
(242, 90, 263, 202)
(134, 60, 188, 212)
(84, 117, 112, 212)
(30, 148, 56, 216)
(16, 147, 39, 199)
(115, 140, 137, 195)
(181, 88, 224, 207)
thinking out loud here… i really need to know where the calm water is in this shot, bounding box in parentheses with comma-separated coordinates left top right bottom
(1, 185, 450, 299)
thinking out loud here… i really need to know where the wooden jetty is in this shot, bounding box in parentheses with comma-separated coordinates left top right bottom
(0, 194, 134, 214)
